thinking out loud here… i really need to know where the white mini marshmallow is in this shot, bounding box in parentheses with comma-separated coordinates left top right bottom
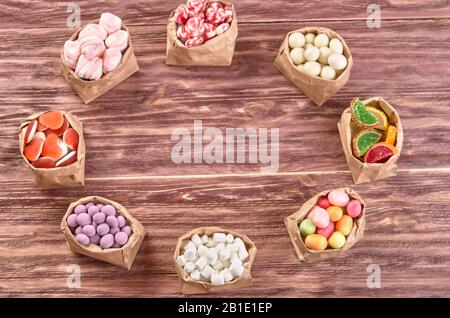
(197, 244, 208, 257)
(200, 265, 215, 280)
(184, 262, 195, 273)
(230, 253, 242, 265)
(230, 260, 244, 277)
(195, 256, 208, 271)
(177, 255, 187, 267)
(212, 260, 224, 271)
(205, 238, 217, 247)
(184, 240, 195, 250)
(220, 269, 234, 282)
(228, 243, 239, 253)
(211, 273, 225, 286)
(190, 270, 201, 281)
(219, 248, 231, 262)
(183, 247, 197, 261)
(213, 232, 226, 243)
(191, 234, 203, 246)
(233, 237, 245, 248)
(226, 234, 234, 244)
(216, 243, 225, 251)
(238, 245, 249, 261)
(205, 250, 218, 265)
(201, 234, 209, 244)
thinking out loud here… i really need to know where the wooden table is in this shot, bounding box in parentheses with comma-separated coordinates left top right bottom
(1, 0, 450, 297)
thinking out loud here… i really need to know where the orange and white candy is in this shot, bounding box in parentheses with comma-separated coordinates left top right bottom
(99, 13, 122, 35)
(105, 30, 128, 51)
(79, 23, 107, 41)
(103, 48, 122, 73)
(63, 40, 81, 70)
(75, 55, 103, 81)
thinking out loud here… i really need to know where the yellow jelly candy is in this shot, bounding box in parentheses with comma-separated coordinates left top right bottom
(326, 206, 343, 222)
(328, 231, 346, 249)
(304, 234, 327, 251)
(366, 106, 389, 131)
(384, 125, 397, 145)
(336, 215, 353, 236)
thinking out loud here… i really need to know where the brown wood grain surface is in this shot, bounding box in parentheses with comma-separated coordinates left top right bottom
(0, 0, 450, 297)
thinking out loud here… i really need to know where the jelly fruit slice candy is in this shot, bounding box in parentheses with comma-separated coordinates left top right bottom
(24, 120, 38, 144)
(41, 133, 68, 161)
(384, 125, 397, 145)
(366, 106, 389, 131)
(32, 157, 56, 168)
(37, 121, 48, 131)
(39, 111, 64, 130)
(63, 128, 79, 151)
(56, 151, 77, 167)
(352, 130, 382, 157)
(351, 98, 379, 129)
(24, 131, 46, 162)
(363, 142, 397, 164)
(47, 117, 69, 137)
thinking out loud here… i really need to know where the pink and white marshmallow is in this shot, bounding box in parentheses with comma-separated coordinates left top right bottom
(79, 36, 106, 59)
(105, 30, 128, 51)
(103, 48, 122, 73)
(75, 55, 103, 80)
(79, 23, 107, 41)
(63, 40, 81, 70)
(99, 13, 122, 35)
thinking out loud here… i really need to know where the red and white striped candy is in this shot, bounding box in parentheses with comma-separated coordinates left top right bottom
(186, 0, 207, 13)
(177, 25, 191, 42)
(203, 23, 216, 41)
(185, 36, 204, 48)
(174, 4, 189, 24)
(224, 5, 234, 23)
(185, 16, 205, 38)
(205, 2, 225, 25)
(215, 23, 230, 35)
(188, 9, 205, 22)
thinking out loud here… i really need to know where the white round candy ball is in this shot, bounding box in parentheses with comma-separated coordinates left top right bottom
(290, 48, 305, 65)
(318, 47, 332, 64)
(314, 33, 329, 48)
(296, 64, 305, 72)
(305, 32, 315, 44)
(329, 38, 343, 54)
(304, 45, 320, 62)
(303, 61, 321, 76)
(320, 66, 336, 80)
(288, 32, 305, 49)
(328, 53, 348, 71)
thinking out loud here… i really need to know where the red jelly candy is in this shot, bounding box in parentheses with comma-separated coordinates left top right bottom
(175, 4, 189, 24)
(56, 151, 77, 167)
(47, 117, 69, 137)
(24, 120, 38, 144)
(63, 128, 79, 151)
(317, 196, 331, 209)
(185, 16, 205, 38)
(205, 2, 225, 25)
(37, 121, 48, 131)
(32, 157, 56, 169)
(39, 111, 64, 130)
(185, 36, 204, 48)
(24, 131, 46, 162)
(42, 133, 68, 161)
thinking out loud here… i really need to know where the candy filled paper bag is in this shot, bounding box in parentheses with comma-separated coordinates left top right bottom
(338, 97, 404, 184)
(273, 27, 353, 106)
(61, 19, 139, 104)
(173, 227, 257, 294)
(285, 187, 365, 262)
(166, 1, 238, 66)
(61, 196, 146, 270)
(18, 111, 85, 189)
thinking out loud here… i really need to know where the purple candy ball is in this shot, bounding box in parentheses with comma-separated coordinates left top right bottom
(96, 223, 110, 236)
(76, 213, 91, 226)
(106, 215, 118, 228)
(75, 226, 83, 235)
(110, 227, 120, 235)
(82, 224, 96, 237)
(93, 212, 106, 224)
(115, 232, 129, 246)
(76, 233, 89, 245)
(121, 226, 132, 237)
(67, 214, 78, 227)
(101, 204, 116, 216)
(100, 234, 114, 249)
(85, 202, 95, 209)
(96, 203, 105, 210)
(87, 205, 100, 217)
(90, 234, 101, 244)
(117, 215, 126, 228)
(74, 204, 87, 215)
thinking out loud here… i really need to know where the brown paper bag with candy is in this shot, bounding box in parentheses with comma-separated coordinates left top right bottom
(61, 20, 139, 104)
(173, 226, 257, 294)
(285, 187, 365, 262)
(18, 111, 85, 189)
(337, 97, 404, 184)
(61, 196, 146, 270)
(166, 1, 238, 66)
(274, 27, 353, 106)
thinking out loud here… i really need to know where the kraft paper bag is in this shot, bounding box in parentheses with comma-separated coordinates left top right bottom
(18, 111, 85, 189)
(174, 226, 257, 294)
(61, 20, 139, 104)
(285, 187, 365, 262)
(338, 97, 404, 184)
(274, 27, 353, 106)
(61, 196, 146, 270)
(166, 1, 238, 66)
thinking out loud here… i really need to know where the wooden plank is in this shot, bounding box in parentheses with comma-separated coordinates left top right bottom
(1, 0, 450, 29)
(1, 20, 450, 180)
(0, 171, 449, 297)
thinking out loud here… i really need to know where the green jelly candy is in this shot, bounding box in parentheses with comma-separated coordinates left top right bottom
(299, 219, 316, 237)
(352, 130, 382, 157)
(351, 98, 379, 129)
